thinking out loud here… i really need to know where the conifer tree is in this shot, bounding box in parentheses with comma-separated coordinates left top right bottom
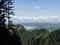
(0, 0, 22, 45)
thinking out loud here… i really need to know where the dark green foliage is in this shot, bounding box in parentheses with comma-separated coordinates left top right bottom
(0, 0, 22, 45)
(17, 26, 60, 45)
(30, 29, 60, 45)
(48, 29, 60, 45)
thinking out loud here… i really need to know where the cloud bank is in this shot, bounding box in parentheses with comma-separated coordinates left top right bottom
(10, 15, 60, 22)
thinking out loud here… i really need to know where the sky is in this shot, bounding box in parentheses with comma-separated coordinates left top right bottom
(12, 0, 60, 23)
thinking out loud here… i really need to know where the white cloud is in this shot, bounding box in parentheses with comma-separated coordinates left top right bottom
(10, 15, 60, 22)
(34, 6, 40, 10)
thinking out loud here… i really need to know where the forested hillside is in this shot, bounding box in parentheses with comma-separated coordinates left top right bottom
(13, 25, 60, 45)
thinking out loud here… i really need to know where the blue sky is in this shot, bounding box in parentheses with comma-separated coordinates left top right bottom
(12, 0, 60, 23)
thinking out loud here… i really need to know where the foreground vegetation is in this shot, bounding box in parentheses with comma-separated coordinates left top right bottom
(13, 24, 60, 45)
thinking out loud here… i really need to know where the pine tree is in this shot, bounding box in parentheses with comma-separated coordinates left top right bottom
(0, 0, 22, 45)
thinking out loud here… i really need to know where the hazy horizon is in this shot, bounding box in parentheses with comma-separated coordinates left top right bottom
(12, 0, 60, 23)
